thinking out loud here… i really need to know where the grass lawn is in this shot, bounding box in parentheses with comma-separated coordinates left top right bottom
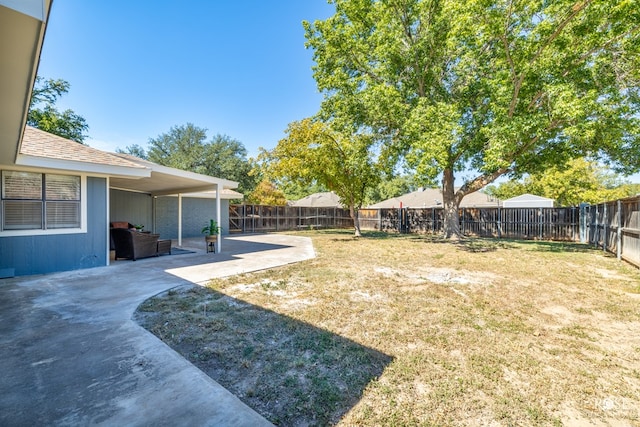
(135, 230, 640, 426)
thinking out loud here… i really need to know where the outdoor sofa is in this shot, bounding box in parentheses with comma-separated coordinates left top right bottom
(110, 228, 161, 261)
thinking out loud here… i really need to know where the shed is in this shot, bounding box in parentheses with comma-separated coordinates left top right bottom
(502, 194, 554, 208)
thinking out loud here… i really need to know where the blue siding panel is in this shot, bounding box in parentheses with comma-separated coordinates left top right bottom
(110, 189, 153, 228)
(155, 196, 230, 239)
(0, 177, 108, 277)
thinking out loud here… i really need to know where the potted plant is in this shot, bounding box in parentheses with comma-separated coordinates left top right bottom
(201, 219, 221, 253)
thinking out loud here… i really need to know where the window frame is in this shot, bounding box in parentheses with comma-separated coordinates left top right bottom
(0, 168, 87, 236)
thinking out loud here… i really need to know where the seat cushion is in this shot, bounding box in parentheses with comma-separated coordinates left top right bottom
(111, 221, 131, 229)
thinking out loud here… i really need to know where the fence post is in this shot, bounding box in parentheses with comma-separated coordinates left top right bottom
(431, 208, 435, 234)
(592, 204, 596, 247)
(461, 208, 465, 235)
(603, 203, 608, 252)
(579, 203, 588, 243)
(617, 200, 622, 260)
(497, 207, 502, 239)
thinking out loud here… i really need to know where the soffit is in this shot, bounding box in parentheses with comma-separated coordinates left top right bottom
(0, 2, 50, 164)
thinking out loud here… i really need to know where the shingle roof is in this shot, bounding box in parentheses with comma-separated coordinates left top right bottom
(289, 192, 343, 208)
(368, 187, 501, 208)
(20, 126, 145, 170)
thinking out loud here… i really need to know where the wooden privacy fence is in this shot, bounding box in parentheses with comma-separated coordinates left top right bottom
(585, 195, 640, 268)
(229, 205, 353, 233)
(230, 204, 580, 241)
(359, 207, 580, 241)
(230, 199, 640, 268)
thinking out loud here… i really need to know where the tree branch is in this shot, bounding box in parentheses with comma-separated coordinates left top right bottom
(561, 24, 640, 78)
(459, 167, 511, 196)
(502, 0, 517, 82)
(508, 0, 591, 117)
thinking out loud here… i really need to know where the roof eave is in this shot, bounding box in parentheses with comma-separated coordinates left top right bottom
(15, 154, 151, 178)
(0, 0, 53, 165)
(149, 163, 239, 190)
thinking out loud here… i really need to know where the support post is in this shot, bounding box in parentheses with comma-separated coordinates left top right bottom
(106, 177, 111, 266)
(178, 193, 183, 247)
(216, 183, 222, 253)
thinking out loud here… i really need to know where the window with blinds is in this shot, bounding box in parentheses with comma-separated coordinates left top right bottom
(1, 171, 81, 231)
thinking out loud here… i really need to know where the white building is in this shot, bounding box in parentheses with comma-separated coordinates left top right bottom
(502, 194, 555, 208)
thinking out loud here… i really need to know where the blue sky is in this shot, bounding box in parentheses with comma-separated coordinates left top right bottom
(37, 1, 335, 158)
(36, 1, 640, 184)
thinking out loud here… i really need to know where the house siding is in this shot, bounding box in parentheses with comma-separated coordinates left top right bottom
(155, 196, 230, 239)
(0, 177, 107, 277)
(109, 189, 153, 229)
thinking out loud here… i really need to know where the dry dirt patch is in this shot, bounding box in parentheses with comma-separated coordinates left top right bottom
(135, 231, 640, 426)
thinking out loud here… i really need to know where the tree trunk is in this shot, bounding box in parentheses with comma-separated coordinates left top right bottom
(442, 168, 462, 239)
(350, 205, 362, 237)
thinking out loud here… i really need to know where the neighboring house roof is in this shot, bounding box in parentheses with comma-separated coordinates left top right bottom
(368, 187, 501, 209)
(289, 192, 343, 208)
(502, 193, 554, 208)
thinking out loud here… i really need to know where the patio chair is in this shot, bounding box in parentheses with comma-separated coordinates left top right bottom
(111, 228, 160, 261)
(109, 221, 135, 250)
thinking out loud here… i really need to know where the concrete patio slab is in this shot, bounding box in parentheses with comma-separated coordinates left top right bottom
(0, 234, 315, 426)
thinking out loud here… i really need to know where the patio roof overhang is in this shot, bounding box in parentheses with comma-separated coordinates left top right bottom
(0, 0, 52, 165)
(108, 154, 239, 196)
(17, 153, 238, 196)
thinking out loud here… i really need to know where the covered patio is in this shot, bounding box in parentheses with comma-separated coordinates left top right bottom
(108, 153, 239, 252)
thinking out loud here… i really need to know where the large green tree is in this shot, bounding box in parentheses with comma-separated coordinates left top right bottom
(261, 118, 380, 236)
(28, 76, 89, 143)
(305, 0, 640, 237)
(146, 123, 257, 193)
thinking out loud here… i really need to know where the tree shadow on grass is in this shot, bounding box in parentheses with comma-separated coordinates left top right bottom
(302, 229, 596, 256)
(135, 285, 393, 426)
(512, 239, 597, 254)
(311, 228, 424, 242)
(453, 237, 597, 254)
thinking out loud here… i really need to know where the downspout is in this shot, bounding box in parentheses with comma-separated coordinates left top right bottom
(216, 183, 222, 252)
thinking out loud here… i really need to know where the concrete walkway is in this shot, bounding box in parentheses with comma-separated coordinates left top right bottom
(0, 234, 315, 426)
